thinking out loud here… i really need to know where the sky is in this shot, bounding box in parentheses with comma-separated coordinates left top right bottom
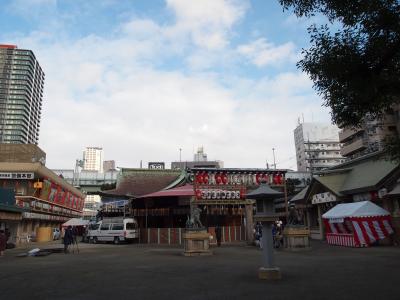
(0, 0, 334, 170)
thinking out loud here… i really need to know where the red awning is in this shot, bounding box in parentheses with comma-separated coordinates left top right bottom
(139, 184, 194, 198)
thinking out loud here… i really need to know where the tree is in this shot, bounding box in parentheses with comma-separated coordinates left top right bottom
(279, 0, 400, 128)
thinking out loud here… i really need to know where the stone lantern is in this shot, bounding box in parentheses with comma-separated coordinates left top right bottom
(246, 180, 283, 280)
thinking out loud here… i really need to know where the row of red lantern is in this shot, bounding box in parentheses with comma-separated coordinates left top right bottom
(195, 172, 284, 186)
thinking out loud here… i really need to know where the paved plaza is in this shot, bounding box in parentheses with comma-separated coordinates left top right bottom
(0, 241, 399, 300)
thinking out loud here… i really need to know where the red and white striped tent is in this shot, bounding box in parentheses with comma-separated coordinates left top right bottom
(322, 201, 394, 247)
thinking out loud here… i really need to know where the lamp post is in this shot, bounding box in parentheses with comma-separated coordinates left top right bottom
(247, 180, 283, 280)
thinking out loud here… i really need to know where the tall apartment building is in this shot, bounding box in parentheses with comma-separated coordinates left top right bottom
(339, 112, 399, 159)
(83, 146, 104, 172)
(0, 44, 44, 144)
(82, 146, 104, 218)
(294, 122, 345, 173)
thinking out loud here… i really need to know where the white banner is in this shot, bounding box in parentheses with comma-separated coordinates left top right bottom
(312, 192, 337, 204)
(0, 172, 34, 180)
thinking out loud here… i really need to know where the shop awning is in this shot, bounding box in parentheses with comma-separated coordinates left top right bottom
(139, 184, 194, 198)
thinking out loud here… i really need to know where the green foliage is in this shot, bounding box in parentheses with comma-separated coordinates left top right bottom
(279, 0, 400, 128)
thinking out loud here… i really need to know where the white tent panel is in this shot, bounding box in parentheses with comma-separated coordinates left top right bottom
(322, 201, 390, 219)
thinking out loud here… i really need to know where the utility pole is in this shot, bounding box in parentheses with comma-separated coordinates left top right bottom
(272, 148, 276, 169)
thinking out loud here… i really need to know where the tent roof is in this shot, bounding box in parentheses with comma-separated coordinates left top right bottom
(139, 184, 194, 198)
(62, 218, 89, 227)
(246, 182, 283, 199)
(322, 201, 390, 219)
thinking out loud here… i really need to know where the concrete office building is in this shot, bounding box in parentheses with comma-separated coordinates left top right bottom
(0, 44, 44, 144)
(83, 146, 104, 173)
(294, 122, 345, 173)
(171, 147, 223, 170)
(103, 160, 116, 172)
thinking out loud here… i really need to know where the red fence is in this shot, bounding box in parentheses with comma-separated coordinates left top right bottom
(139, 226, 246, 245)
(326, 233, 357, 247)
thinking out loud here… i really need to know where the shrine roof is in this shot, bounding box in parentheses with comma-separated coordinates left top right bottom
(100, 169, 183, 198)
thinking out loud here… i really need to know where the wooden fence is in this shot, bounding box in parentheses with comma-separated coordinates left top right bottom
(138, 226, 247, 245)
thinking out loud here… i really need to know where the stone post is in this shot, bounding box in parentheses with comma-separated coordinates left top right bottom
(261, 223, 274, 268)
(245, 201, 254, 244)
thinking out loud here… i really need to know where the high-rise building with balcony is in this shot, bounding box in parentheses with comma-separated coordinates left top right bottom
(294, 122, 345, 173)
(339, 112, 399, 159)
(0, 44, 44, 144)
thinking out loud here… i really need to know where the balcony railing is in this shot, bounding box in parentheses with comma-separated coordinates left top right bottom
(340, 138, 366, 156)
(339, 127, 364, 143)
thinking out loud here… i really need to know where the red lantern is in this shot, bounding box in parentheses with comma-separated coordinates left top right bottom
(240, 187, 246, 199)
(196, 174, 203, 184)
(222, 173, 228, 184)
(203, 172, 209, 184)
(256, 173, 262, 184)
(216, 173, 222, 185)
(279, 173, 284, 185)
(263, 174, 269, 183)
(273, 174, 279, 185)
(195, 189, 202, 199)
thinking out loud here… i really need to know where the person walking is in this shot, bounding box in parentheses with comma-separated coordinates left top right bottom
(0, 230, 7, 257)
(215, 225, 222, 247)
(63, 226, 73, 254)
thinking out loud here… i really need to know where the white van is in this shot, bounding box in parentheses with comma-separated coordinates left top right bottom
(87, 217, 139, 244)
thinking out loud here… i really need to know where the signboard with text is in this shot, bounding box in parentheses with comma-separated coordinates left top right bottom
(0, 172, 34, 180)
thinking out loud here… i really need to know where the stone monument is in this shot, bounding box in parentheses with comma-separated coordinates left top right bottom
(247, 181, 283, 280)
(183, 198, 212, 256)
(283, 205, 311, 251)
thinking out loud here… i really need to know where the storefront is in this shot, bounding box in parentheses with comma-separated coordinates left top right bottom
(0, 162, 85, 244)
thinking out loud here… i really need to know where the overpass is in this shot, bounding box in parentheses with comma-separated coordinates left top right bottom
(51, 169, 118, 194)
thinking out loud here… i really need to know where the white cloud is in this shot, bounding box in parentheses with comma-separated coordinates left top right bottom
(237, 38, 297, 67)
(165, 0, 249, 50)
(2, 0, 331, 171)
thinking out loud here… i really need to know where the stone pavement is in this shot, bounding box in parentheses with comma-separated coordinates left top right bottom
(0, 241, 398, 300)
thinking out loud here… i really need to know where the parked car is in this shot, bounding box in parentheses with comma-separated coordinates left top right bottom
(53, 228, 61, 240)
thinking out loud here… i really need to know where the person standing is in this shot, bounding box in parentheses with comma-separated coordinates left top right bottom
(215, 225, 222, 247)
(63, 226, 73, 254)
(0, 230, 7, 257)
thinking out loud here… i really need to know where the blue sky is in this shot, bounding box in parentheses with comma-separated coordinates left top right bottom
(0, 0, 333, 170)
